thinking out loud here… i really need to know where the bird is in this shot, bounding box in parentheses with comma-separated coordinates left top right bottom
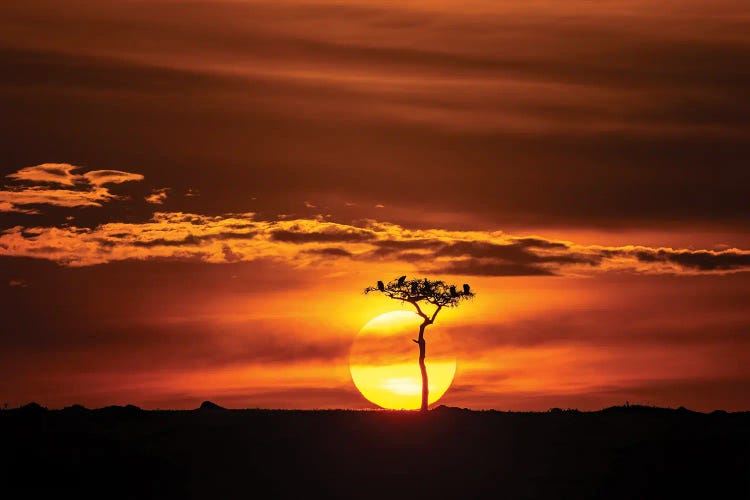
(377, 280, 385, 291)
(411, 282, 419, 294)
(450, 285, 458, 297)
(463, 283, 471, 294)
(397, 275, 406, 286)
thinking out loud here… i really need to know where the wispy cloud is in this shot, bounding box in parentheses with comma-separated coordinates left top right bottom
(0, 164, 144, 213)
(1, 2, 747, 229)
(7, 163, 80, 186)
(145, 188, 169, 205)
(1, 211, 748, 274)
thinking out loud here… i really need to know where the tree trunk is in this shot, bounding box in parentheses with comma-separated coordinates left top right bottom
(417, 322, 428, 412)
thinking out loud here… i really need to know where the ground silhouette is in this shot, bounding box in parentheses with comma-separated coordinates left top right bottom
(1, 403, 748, 499)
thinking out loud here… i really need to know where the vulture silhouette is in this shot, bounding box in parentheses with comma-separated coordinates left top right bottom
(397, 275, 406, 286)
(377, 280, 385, 291)
(463, 283, 471, 294)
(449, 285, 458, 297)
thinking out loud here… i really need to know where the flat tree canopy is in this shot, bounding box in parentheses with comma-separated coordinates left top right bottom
(365, 276, 474, 317)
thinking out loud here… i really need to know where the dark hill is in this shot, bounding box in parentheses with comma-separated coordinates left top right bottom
(97, 404, 143, 416)
(62, 404, 90, 413)
(17, 401, 46, 413)
(197, 400, 225, 410)
(1, 406, 748, 499)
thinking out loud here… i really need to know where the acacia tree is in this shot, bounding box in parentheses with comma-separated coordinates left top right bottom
(364, 276, 474, 412)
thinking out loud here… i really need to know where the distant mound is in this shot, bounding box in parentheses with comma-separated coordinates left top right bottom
(198, 401, 226, 411)
(97, 404, 143, 416)
(18, 402, 46, 413)
(599, 404, 698, 415)
(62, 404, 89, 413)
(548, 407, 581, 414)
(675, 406, 698, 414)
(431, 404, 470, 413)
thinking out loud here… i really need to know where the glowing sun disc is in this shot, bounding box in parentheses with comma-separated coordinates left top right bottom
(349, 310, 456, 410)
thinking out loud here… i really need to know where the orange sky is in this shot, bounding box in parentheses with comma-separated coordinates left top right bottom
(1, 0, 749, 411)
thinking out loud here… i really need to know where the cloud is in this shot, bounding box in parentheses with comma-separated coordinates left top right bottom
(446, 313, 750, 353)
(270, 228, 375, 243)
(0, 200, 39, 215)
(0, 314, 353, 373)
(83, 169, 144, 186)
(0, 163, 144, 213)
(0, 212, 748, 275)
(0, 1, 748, 232)
(304, 247, 354, 258)
(632, 248, 750, 271)
(0, 186, 119, 211)
(145, 188, 169, 205)
(433, 259, 555, 277)
(435, 241, 594, 265)
(6, 163, 79, 186)
(372, 239, 445, 251)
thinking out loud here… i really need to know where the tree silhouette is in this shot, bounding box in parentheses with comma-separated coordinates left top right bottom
(364, 276, 474, 411)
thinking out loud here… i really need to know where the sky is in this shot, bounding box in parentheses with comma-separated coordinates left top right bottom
(1, 0, 749, 411)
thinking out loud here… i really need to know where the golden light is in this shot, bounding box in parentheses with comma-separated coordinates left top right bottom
(349, 310, 456, 410)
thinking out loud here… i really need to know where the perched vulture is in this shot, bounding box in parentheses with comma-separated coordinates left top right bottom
(397, 275, 406, 286)
(377, 280, 385, 291)
(463, 284, 471, 294)
(450, 285, 458, 297)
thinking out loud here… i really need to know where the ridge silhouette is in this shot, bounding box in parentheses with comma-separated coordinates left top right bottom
(1, 402, 747, 499)
(197, 400, 225, 410)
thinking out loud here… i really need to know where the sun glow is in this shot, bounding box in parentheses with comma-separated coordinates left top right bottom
(382, 377, 421, 395)
(349, 310, 456, 410)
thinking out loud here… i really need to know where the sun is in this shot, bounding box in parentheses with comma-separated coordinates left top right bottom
(349, 310, 456, 410)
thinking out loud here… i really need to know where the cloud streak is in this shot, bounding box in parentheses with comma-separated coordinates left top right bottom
(1, 1, 748, 229)
(145, 188, 169, 205)
(0, 164, 144, 213)
(1, 211, 748, 275)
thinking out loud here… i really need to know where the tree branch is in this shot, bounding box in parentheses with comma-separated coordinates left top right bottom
(430, 305, 442, 323)
(407, 299, 429, 320)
